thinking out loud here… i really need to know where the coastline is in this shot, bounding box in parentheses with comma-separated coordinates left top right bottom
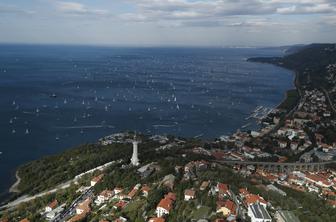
(9, 171, 21, 193)
(2, 51, 296, 204)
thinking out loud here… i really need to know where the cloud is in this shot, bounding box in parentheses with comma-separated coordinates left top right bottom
(55, 1, 108, 16)
(121, 0, 336, 26)
(277, 3, 336, 14)
(0, 4, 35, 15)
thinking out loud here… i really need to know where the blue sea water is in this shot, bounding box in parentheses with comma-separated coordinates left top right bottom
(0, 44, 293, 198)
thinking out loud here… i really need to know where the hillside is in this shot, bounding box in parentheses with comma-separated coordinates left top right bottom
(249, 43, 336, 89)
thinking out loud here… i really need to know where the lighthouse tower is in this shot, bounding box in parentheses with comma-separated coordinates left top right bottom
(131, 137, 140, 166)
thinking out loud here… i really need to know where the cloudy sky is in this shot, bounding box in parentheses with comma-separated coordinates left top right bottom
(0, 0, 335, 46)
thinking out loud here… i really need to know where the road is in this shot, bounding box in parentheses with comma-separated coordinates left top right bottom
(0, 159, 121, 211)
(52, 187, 94, 222)
(0, 180, 73, 210)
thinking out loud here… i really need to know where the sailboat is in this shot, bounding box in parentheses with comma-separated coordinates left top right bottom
(25, 129, 30, 134)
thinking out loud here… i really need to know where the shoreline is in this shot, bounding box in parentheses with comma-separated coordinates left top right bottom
(9, 170, 21, 193)
(3, 54, 298, 203)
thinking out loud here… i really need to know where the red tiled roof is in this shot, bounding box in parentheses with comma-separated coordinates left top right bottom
(115, 201, 128, 209)
(157, 198, 173, 211)
(305, 173, 332, 186)
(244, 194, 267, 206)
(76, 198, 91, 213)
(48, 199, 58, 209)
(217, 183, 229, 193)
(328, 200, 336, 206)
(165, 192, 176, 201)
(100, 189, 113, 198)
(67, 213, 87, 222)
(216, 200, 226, 210)
(212, 151, 226, 160)
(127, 188, 138, 199)
(141, 185, 150, 193)
(224, 200, 237, 215)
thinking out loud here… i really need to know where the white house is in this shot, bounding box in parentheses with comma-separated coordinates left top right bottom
(184, 189, 196, 201)
(45, 200, 58, 213)
(156, 193, 176, 217)
(248, 203, 272, 222)
(95, 189, 113, 205)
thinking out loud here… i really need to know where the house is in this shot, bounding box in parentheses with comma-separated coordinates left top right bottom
(247, 203, 272, 222)
(148, 218, 165, 222)
(67, 213, 87, 222)
(156, 193, 176, 217)
(290, 142, 299, 151)
(141, 185, 151, 197)
(95, 189, 113, 205)
(114, 187, 123, 194)
(200, 181, 210, 191)
(76, 198, 91, 215)
(91, 174, 104, 186)
(216, 199, 237, 217)
(45, 199, 58, 212)
(113, 200, 128, 210)
(184, 189, 196, 201)
(127, 184, 141, 199)
(328, 200, 336, 208)
(274, 210, 300, 222)
(19, 219, 30, 222)
(244, 194, 267, 207)
(304, 173, 333, 188)
(307, 184, 319, 193)
(217, 183, 229, 197)
(239, 188, 250, 198)
(46, 205, 64, 220)
(114, 217, 128, 222)
(278, 140, 287, 149)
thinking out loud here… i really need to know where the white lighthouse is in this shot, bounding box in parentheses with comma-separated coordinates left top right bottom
(131, 137, 140, 166)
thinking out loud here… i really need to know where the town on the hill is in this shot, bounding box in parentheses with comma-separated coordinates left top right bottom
(1, 44, 336, 222)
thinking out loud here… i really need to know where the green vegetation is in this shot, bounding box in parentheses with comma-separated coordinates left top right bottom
(277, 89, 299, 111)
(17, 143, 133, 195)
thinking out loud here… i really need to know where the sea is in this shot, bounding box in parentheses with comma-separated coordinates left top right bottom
(0, 44, 294, 199)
